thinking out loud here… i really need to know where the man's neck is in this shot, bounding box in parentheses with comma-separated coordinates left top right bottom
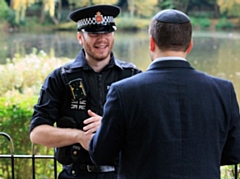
(87, 57, 111, 73)
(158, 51, 187, 58)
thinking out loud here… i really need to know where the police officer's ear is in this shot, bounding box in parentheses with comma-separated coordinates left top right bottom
(77, 32, 83, 45)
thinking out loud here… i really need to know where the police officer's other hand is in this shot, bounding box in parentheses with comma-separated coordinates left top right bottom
(81, 133, 94, 151)
(83, 110, 102, 134)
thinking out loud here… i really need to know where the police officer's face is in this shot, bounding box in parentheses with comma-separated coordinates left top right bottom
(77, 31, 114, 62)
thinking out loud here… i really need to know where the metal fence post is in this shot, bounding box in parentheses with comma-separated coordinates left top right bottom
(31, 143, 36, 179)
(54, 156, 57, 179)
(0, 132, 15, 179)
(235, 164, 238, 179)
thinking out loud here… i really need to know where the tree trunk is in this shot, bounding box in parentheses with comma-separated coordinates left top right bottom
(173, 0, 190, 13)
(57, 0, 62, 22)
(214, 4, 220, 18)
(40, 3, 45, 23)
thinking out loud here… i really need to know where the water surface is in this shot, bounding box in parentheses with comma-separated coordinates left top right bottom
(1, 30, 240, 100)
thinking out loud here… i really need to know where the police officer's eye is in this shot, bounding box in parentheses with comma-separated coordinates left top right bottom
(89, 33, 111, 38)
(88, 33, 99, 37)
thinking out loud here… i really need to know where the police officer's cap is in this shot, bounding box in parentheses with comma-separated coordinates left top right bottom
(153, 9, 190, 24)
(69, 5, 120, 33)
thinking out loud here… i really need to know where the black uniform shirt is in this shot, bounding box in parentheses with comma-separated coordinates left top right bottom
(29, 49, 141, 165)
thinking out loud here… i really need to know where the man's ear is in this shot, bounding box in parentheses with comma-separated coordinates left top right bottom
(77, 32, 83, 45)
(149, 36, 155, 52)
(186, 39, 193, 54)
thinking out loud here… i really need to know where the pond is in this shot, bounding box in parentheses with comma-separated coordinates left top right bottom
(1, 30, 240, 101)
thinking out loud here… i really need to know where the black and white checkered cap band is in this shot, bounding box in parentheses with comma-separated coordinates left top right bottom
(77, 16, 114, 29)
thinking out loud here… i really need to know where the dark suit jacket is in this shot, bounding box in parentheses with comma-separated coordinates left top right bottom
(89, 60, 240, 179)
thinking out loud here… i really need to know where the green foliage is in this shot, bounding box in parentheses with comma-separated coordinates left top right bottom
(218, 0, 240, 18)
(158, 0, 174, 9)
(0, 0, 9, 21)
(5, 8, 18, 27)
(68, 0, 89, 8)
(0, 48, 69, 96)
(128, 0, 158, 18)
(215, 17, 234, 29)
(221, 165, 239, 179)
(0, 95, 37, 178)
(158, 0, 191, 12)
(57, 17, 151, 31)
(3, 0, 240, 31)
(0, 94, 62, 178)
(92, 0, 118, 5)
(68, 0, 119, 8)
(0, 50, 69, 178)
(115, 16, 150, 31)
(190, 17, 211, 29)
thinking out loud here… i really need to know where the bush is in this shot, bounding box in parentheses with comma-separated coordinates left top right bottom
(0, 50, 69, 178)
(0, 48, 70, 96)
(0, 94, 37, 178)
(190, 17, 211, 29)
(115, 16, 150, 31)
(0, 94, 62, 178)
(0, 0, 9, 21)
(215, 18, 234, 29)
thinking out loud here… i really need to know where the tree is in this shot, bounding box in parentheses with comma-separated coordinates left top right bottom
(92, 0, 118, 5)
(40, 0, 61, 25)
(0, 0, 9, 21)
(67, 0, 90, 10)
(128, 0, 158, 18)
(42, 0, 55, 17)
(172, 0, 190, 12)
(39, 0, 120, 25)
(217, 0, 240, 17)
(10, 0, 59, 25)
(158, 0, 190, 13)
(67, 0, 119, 10)
(186, 0, 219, 18)
(11, 0, 36, 24)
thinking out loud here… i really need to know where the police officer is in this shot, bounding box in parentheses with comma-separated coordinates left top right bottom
(29, 4, 141, 179)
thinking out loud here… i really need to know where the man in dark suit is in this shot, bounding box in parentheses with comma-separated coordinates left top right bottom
(83, 9, 240, 179)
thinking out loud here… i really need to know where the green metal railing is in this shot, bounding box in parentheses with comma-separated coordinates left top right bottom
(0, 132, 58, 179)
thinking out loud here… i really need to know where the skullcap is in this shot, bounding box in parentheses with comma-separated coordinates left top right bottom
(153, 9, 190, 24)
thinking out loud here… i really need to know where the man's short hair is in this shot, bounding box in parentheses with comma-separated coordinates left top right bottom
(149, 9, 192, 52)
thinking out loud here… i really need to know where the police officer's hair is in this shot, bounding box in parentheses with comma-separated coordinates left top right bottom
(149, 19, 192, 52)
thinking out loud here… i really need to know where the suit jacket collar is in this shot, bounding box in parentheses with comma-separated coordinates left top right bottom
(147, 60, 194, 71)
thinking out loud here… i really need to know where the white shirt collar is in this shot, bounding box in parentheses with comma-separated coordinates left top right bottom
(153, 56, 186, 63)
(148, 56, 186, 69)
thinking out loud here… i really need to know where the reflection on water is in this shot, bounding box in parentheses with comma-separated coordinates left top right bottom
(0, 31, 79, 62)
(1, 30, 240, 101)
(189, 31, 240, 103)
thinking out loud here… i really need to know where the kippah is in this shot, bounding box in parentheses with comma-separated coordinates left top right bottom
(153, 9, 190, 23)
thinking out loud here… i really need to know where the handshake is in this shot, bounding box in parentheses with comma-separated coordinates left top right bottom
(55, 110, 101, 164)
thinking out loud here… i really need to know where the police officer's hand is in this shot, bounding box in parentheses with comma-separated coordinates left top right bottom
(81, 132, 94, 151)
(83, 110, 102, 134)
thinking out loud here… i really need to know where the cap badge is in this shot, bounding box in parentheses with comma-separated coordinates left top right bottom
(95, 12, 103, 23)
